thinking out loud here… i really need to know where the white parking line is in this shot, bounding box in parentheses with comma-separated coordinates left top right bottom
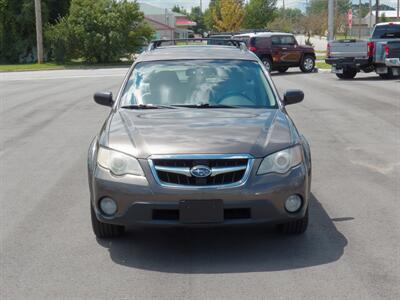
(0, 74, 126, 82)
(0, 68, 129, 82)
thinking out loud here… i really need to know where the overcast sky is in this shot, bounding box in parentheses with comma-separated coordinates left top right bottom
(139, 0, 399, 12)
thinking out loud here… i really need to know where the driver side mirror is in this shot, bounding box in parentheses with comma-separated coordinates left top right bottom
(283, 90, 304, 105)
(94, 91, 113, 107)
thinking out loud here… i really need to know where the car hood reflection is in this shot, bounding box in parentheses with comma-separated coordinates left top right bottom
(105, 108, 293, 158)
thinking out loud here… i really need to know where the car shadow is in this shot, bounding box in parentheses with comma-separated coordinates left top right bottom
(346, 75, 400, 81)
(271, 70, 304, 77)
(96, 193, 348, 274)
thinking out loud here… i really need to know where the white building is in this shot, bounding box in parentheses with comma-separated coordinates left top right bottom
(138, 2, 196, 40)
(362, 10, 400, 27)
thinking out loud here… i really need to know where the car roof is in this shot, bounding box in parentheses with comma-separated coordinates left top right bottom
(136, 45, 259, 62)
(233, 32, 294, 38)
(374, 22, 400, 27)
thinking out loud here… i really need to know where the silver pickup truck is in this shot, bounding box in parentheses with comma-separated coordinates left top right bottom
(325, 22, 400, 79)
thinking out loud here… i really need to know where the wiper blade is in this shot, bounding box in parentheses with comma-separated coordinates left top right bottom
(120, 104, 175, 109)
(172, 103, 238, 108)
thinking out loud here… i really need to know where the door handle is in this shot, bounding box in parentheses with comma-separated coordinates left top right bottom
(282, 48, 288, 50)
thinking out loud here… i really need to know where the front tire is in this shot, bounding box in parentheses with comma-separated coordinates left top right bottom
(379, 68, 395, 79)
(262, 57, 272, 72)
(91, 204, 125, 238)
(279, 209, 309, 234)
(300, 55, 315, 73)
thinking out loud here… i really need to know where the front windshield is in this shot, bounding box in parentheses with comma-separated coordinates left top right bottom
(120, 60, 277, 108)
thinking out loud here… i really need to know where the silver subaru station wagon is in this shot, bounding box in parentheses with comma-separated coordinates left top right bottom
(88, 39, 311, 238)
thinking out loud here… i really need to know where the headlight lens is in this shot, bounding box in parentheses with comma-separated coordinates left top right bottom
(257, 145, 303, 175)
(97, 147, 144, 176)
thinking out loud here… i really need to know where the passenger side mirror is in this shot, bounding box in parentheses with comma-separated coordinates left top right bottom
(283, 90, 304, 105)
(94, 92, 113, 107)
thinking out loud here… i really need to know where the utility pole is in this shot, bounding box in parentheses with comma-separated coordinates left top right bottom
(328, 0, 334, 41)
(283, 0, 285, 10)
(397, 0, 399, 20)
(34, 0, 43, 64)
(369, 0, 372, 29)
(358, 0, 362, 38)
(375, 0, 379, 25)
(200, 0, 202, 12)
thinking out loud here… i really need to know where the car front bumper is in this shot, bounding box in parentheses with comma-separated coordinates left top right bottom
(89, 159, 311, 227)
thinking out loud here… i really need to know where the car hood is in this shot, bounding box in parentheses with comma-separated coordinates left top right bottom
(104, 108, 294, 159)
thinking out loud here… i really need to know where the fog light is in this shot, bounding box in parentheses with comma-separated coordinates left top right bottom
(99, 197, 117, 216)
(285, 195, 302, 213)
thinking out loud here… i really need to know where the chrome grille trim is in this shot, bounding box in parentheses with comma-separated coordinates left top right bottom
(148, 154, 254, 189)
(154, 164, 247, 177)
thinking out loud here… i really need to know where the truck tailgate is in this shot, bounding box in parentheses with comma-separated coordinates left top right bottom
(388, 42, 400, 58)
(329, 39, 368, 58)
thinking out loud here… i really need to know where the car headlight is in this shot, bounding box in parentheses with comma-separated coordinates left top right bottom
(257, 145, 303, 175)
(97, 147, 144, 176)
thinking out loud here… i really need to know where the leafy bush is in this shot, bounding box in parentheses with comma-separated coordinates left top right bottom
(45, 17, 77, 63)
(0, 0, 70, 63)
(46, 0, 153, 63)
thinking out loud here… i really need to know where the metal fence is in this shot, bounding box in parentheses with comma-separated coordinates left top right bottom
(347, 27, 373, 39)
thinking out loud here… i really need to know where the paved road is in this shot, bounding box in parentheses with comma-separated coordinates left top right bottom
(1, 69, 399, 300)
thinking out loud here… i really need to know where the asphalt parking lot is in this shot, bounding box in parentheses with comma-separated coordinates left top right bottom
(1, 69, 399, 300)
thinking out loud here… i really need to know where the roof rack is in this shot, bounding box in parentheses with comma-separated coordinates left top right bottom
(147, 38, 247, 51)
(207, 32, 239, 36)
(237, 29, 273, 34)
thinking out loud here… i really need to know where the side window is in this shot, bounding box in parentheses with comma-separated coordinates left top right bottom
(254, 37, 268, 48)
(281, 36, 296, 45)
(271, 36, 281, 45)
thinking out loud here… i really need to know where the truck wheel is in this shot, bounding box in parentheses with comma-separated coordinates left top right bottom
(336, 69, 357, 79)
(91, 204, 125, 238)
(379, 68, 394, 79)
(278, 67, 289, 73)
(262, 58, 272, 72)
(300, 55, 315, 73)
(279, 209, 309, 234)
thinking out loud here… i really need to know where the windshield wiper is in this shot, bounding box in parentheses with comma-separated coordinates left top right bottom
(120, 104, 175, 109)
(171, 103, 238, 108)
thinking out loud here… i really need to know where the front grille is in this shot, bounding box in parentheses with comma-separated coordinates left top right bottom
(149, 155, 253, 187)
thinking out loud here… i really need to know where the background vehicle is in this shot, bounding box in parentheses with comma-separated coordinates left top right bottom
(232, 32, 316, 73)
(325, 22, 400, 79)
(385, 40, 400, 76)
(207, 33, 236, 45)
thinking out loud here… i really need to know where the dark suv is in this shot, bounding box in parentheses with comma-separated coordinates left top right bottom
(233, 32, 316, 73)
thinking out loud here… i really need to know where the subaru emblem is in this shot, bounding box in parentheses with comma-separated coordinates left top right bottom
(190, 165, 212, 178)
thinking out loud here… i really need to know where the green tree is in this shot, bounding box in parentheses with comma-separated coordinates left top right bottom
(380, 13, 388, 22)
(189, 6, 206, 34)
(269, 8, 303, 33)
(46, 0, 153, 63)
(243, 0, 277, 29)
(212, 0, 245, 32)
(204, 0, 220, 31)
(171, 5, 188, 15)
(0, 0, 70, 63)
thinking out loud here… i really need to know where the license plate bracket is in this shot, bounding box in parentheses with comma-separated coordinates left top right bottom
(332, 67, 343, 74)
(179, 199, 223, 224)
